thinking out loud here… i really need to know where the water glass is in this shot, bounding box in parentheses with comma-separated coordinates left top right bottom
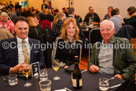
(8, 74, 18, 86)
(99, 78, 109, 91)
(39, 79, 51, 91)
(40, 69, 48, 81)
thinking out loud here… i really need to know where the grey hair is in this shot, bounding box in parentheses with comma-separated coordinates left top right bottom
(1, 12, 8, 17)
(100, 20, 115, 29)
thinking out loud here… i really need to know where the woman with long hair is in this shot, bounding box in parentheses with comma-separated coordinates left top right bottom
(52, 12, 66, 40)
(27, 16, 42, 40)
(52, 17, 82, 67)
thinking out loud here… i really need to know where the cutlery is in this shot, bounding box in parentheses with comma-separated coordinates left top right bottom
(64, 87, 72, 91)
(1, 76, 9, 85)
(107, 77, 114, 81)
(109, 84, 121, 89)
(81, 70, 87, 73)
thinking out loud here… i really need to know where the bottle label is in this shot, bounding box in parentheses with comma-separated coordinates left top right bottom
(72, 78, 82, 87)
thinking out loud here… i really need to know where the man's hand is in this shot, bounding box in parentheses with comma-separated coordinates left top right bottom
(114, 74, 123, 80)
(89, 65, 99, 73)
(10, 63, 25, 74)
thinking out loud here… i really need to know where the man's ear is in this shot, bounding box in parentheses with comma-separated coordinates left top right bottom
(113, 27, 115, 33)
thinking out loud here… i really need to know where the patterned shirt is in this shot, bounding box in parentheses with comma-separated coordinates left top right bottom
(0, 20, 15, 33)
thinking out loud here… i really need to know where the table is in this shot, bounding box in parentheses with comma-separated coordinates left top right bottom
(0, 68, 124, 91)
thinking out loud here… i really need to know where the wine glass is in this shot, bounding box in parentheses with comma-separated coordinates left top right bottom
(52, 59, 60, 80)
(22, 64, 32, 87)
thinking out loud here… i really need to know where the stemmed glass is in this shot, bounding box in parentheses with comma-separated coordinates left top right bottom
(52, 59, 60, 80)
(22, 64, 32, 87)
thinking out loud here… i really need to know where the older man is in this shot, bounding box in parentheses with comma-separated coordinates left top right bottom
(0, 16, 45, 75)
(88, 20, 136, 81)
(84, 6, 100, 25)
(0, 12, 15, 33)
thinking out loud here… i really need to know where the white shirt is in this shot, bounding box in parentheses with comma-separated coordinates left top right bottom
(16, 36, 30, 64)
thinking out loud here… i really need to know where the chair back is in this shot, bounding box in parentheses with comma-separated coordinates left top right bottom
(115, 25, 133, 41)
(88, 28, 102, 61)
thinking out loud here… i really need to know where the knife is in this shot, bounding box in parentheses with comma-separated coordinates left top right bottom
(1, 76, 9, 85)
(109, 84, 121, 89)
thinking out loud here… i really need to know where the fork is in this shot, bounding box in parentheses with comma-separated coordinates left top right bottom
(64, 87, 72, 91)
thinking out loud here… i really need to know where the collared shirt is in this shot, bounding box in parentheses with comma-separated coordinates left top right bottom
(0, 20, 15, 33)
(98, 40, 114, 75)
(16, 36, 30, 64)
(110, 15, 122, 34)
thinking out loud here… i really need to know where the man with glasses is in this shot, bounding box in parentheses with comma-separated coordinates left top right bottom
(0, 12, 15, 34)
(88, 20, 136, 81)
(84, 6, 100, 25)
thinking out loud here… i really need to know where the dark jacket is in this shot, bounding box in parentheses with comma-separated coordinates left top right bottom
(84, 12, 100, 25)
(125, 15, 136, 38)
(41, 4, 48, 10)
(28, 26, 43, 40)
(88, 36, 136, 81)
(0, 38, 45, 75)
(52, 19, 63, 38)
(41, 15, 54, 22)
(52, 37, 82, 66)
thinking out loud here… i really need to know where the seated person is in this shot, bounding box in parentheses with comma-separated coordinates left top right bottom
(88, 20, 136, 81)
(52, 12, 66, 39)
(0, 12, 15, 34)
(52, 17, 82, 67)
(0, 16, 45, 75)
(110, 9, 122, 34)
(84, 6, 100, 25)
(27, 16, 42, 40)
(0, 29, 14, 41)
(125, 6, 136, 38)
(68, 7, 88, 44)
(75, 14, 82, 25)
(103, 6, 113, 20)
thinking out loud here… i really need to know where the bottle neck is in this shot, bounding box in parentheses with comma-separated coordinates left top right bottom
(75, 62, 78, 66)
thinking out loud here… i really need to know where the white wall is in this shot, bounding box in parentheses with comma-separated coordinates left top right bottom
(51, 0, 136, 21)
(0, 0, 26, 4)
(1, 0, 136, 20)
(0, 0, 50, 11)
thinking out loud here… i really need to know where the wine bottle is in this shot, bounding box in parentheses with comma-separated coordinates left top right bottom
(72, 56, 82, 89)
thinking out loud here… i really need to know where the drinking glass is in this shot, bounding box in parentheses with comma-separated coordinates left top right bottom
(8, 74, 18, 86)
(52, 59, 60, 80)
(99, 78, 109, 91)
(39, 79, 51, 91)
(40, 69, 48, 81)
(22, 64, 32, 87)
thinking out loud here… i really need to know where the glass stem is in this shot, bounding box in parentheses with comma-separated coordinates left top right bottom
(55, 71, 57, 77)
(26, 76, 28, 83)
